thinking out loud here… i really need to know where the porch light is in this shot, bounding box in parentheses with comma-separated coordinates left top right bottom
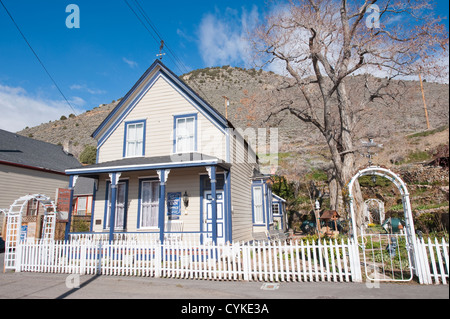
(183, 191, 189, 208)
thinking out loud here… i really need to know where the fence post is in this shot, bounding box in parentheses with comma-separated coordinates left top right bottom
(155, 243, 161, 278)
(15, 241, 23, 273)
(242, 244, 250, 281)
(349, 238, 362, 283)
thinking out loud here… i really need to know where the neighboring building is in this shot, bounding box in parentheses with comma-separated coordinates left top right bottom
(0, 129, 82, 238)
(65, 60, 281, 244)
(272, 194, 288, 232)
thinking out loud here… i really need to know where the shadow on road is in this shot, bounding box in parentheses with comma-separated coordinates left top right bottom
(55, 275, 102, 299)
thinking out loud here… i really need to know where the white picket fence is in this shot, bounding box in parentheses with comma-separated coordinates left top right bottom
(12, 237, 449, 285)
(415, 238, 449, 285)
(14, 239, 361, 283)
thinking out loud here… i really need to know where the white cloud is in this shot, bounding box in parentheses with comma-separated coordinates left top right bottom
(197, 6, 259, 67)
(70, 83, 106, 95)
(0, 84, 83, 132)
(123, 57, 138, 69)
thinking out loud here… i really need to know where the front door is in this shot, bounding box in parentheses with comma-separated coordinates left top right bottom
(203, 191, 225, 244)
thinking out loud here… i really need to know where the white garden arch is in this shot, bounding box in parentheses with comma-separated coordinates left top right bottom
(347, 166, 425, 282)
(3, 194, 57, 271)
(363, 198, 385, 226)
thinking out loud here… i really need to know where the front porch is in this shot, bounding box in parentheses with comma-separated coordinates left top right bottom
(65, 154, 232, 244)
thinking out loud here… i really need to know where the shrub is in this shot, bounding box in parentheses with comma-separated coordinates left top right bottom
(79, 145, 97, 165)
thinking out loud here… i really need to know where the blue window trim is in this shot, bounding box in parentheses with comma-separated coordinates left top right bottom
(136, 177, 160, 230)
(123, 119, 147, 158)
(103, 179, 129, 230)
(173, 113, 198, 154)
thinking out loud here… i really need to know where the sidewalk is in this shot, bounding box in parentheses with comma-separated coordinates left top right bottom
(1, 253, 448, 300)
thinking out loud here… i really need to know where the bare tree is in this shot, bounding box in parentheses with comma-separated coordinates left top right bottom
(249, 0, 448, 230)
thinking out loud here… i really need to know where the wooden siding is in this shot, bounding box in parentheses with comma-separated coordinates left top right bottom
(0, 164, 69, 209)
(98, 76, 226, 163)
(229, 132, 258, 242)
(91, 168, 209, 234)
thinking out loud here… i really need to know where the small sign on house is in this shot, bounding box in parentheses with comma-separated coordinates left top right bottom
(167, 192, 181, 220)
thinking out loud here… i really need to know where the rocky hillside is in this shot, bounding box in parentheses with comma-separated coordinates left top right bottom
(17, 65, 449, 232)
(18, 66, 449, 166)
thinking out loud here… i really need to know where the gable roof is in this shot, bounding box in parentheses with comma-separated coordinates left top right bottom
(0, 129, 81, 174)
(93, 60, 231, 147)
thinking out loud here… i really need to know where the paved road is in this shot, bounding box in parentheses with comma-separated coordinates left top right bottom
(1, 253, 448, 301)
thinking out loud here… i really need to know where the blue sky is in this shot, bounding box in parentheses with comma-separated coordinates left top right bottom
(0, 0, 448, 132)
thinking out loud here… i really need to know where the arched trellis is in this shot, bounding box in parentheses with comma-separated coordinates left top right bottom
(363, 198, 385, 226)
(3, 194, 57, 271)
(347, 166, 424, 281)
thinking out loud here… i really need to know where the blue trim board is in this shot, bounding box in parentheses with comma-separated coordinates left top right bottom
(173, 113, 198, 154)
(122, 119, 147, 158)
(66, 159, 220, 175)
(103, 179, 129, 231)
(89, 180, 97, 233)
(64, 175, 76, 240)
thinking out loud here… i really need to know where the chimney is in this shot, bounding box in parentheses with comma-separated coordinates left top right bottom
(63, 140, 73, 155)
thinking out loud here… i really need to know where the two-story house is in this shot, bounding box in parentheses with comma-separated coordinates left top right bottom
(65, 60, 280, 244)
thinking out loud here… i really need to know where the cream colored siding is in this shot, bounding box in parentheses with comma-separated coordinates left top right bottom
(91, 168, 206, 234)
(98, 76, 226, 163)
(0, 164, 69, 209)
(229, 132, 258, 242)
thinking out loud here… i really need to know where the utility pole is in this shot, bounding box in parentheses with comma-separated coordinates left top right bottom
(222, 96, 229, 120)
(419, 69, 431, 130)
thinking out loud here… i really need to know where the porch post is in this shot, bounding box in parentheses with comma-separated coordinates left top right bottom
(157, 169, 170, 244)
(225, 169, 232, 243)
(64, 175, 78, 241)
(108, 173, 121, 243)
(209, 166, 218, 244)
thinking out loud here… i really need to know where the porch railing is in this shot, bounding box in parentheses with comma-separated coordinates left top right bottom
(69, 232, 204, 244)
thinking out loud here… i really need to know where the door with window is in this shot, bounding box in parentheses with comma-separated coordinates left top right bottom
(106, 181, 127, 230)
(252, 186, 264, 225)
(140, 180, 160, 229)
(203, 191, 225, 244)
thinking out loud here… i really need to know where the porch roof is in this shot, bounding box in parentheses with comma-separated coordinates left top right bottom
(65, 153, 229, 175)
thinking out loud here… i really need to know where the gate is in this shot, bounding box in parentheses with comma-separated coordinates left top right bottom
(347, 166, 427, 284)
(360, 233, 414, 282)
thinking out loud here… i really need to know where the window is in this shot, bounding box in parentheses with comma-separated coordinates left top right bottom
(174, 114, 197, 153)
(76, 197, 87, 215)
(75, 196, 92, 216)
(140, 180, 160, 229)
(253, 186, 264, 224)
(124, 121, 145, 157)
(272, 203, 280, 216)
(105, 181, 127, 230)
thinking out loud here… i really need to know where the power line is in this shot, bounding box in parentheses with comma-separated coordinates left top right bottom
(124, 0, 216, 107)
(0, 0, 81, 120)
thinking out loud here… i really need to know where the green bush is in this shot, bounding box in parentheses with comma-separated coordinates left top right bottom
(79, 145, 97, 165)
